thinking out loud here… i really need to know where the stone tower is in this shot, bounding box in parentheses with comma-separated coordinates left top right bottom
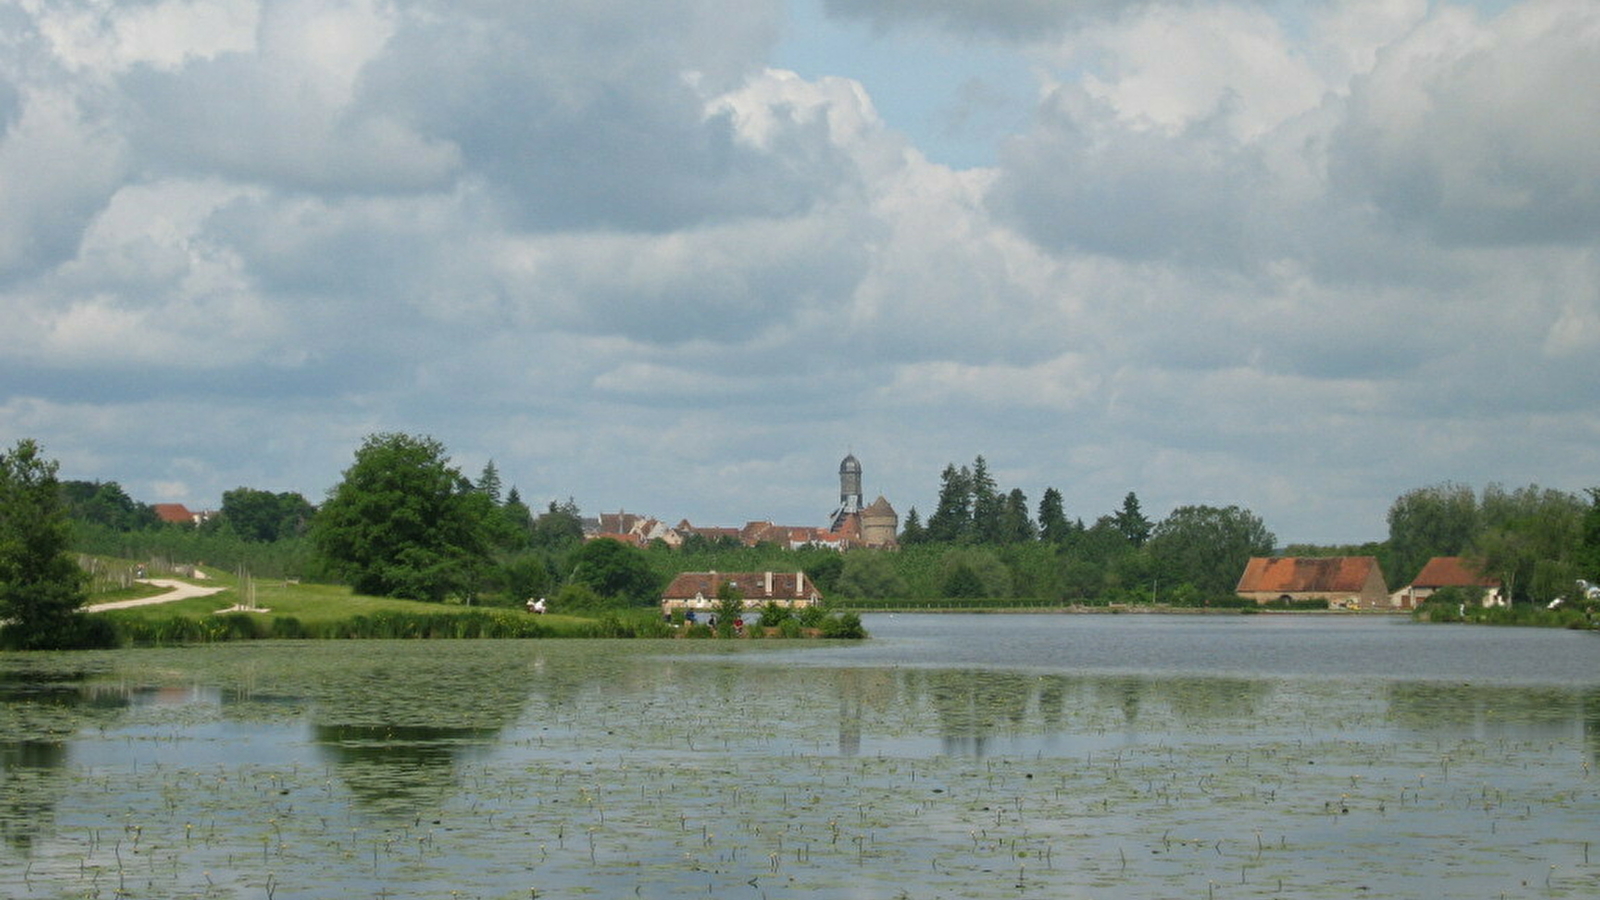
(830, 453, 863, 531)
(860, 495, 899, 547)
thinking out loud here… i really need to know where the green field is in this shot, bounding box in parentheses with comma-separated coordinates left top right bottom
(83, 563, 648, 643)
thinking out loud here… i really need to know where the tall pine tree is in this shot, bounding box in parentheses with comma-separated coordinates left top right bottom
(926, 464, 972, 543)
(1038, 487, 1071, 543)
(969, 455, 1002, 544)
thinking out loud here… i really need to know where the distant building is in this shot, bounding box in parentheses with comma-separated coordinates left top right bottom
(660, 571, 824, 612)
(1393, 557, 1505, 609)
(584, 511, 681, 547)
(1235, 556, 1389, 609)
(828, 454, 898, 548)
(152, 503, 213, 526)
(590, 453, 898, 550)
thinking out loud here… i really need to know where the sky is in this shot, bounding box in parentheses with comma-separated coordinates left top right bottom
(2, 0, 1596, 546)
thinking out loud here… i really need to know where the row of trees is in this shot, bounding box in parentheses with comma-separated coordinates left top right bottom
(1384, 482, 1600, 604)
(300, 439, 1284, 608)
(902, 456, 1156, 549)
(889, 456, 1268, 602)
(21, 431, 1600, 636)
(894, 458, 1600, 607)
(311, 433, 609, 603)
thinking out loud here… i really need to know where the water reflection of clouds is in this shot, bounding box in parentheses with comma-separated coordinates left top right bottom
(3, 634, 1599, 899)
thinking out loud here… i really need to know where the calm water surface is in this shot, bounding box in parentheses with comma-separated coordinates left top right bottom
(1, 614, 1596, 899)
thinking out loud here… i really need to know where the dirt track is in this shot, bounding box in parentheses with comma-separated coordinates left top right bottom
(84, 578, 227, 612)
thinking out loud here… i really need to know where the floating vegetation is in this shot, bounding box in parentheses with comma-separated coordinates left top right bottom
(2, 620, 1598, 898)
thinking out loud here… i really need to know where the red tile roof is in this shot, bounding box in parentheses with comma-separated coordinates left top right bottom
(1236, 556, 1382, 594)
(597, 533, 651, 547)
(152, 503, 194, 524)
(661, 571, 822, 603)
(1410, 557, 1500, 589)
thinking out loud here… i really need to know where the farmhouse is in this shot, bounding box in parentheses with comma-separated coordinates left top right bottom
(152, 503, 213, 526)
(1235, 556, 1389, 609)
(1392, 556, 1505, 609)
(660, 571, 823, 613)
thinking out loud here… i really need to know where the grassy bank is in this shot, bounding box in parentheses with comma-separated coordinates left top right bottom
(837, 596, 1332, 613)
(80, 563, 865, 645)
(83, 566, 672, 644)
(1413, 599, 1597, 629)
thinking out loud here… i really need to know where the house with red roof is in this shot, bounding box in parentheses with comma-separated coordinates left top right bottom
(152, 503, 199, 525)
(660, 571, 823, 613)
(1235, 556, 1390, 609)
(1393, 557, 1505, 609)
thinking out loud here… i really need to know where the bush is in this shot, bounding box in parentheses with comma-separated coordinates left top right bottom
(1, 613, 122, 650)
(756, 600, 794, 628)
(818, 611, 866, 639)
(553, 582, 606, 612)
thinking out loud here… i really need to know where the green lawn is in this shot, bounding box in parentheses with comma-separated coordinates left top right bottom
(85, 566, 597, 636)
(76, 560, 853, 643)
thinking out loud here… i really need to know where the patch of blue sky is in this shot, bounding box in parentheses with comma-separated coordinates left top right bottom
(772, 0, 1038, 170)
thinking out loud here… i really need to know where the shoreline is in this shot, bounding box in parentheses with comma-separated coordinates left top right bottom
(843, 604, 1405, 616)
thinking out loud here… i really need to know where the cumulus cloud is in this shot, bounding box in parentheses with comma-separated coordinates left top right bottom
(1331, 0, 1600, 245)
(1, 0, 1596, 544)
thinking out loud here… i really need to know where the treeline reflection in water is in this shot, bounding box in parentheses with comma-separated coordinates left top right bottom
(1, 616, 1597, 898)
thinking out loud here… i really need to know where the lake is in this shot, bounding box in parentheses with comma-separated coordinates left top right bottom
(2, 614, 1597, 898)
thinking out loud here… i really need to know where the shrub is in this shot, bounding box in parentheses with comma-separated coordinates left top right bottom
(756, 600, 794, 628)
(818, 611, 866, 639)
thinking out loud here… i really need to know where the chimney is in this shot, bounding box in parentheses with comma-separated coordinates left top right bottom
(796, 571, 805, 596)
(765, 571, 773, 596)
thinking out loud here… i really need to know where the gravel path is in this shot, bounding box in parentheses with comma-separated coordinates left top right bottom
(84, 578, 227, 612)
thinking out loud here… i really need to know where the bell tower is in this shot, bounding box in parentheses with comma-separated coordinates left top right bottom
(831, 453, 863, 531)
(839, 453, 862, 513)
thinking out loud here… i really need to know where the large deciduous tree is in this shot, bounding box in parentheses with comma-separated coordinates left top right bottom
(311, 433, 490, 601)
(564, 537, 659, 604)
(1469, 483, 1587, 604)
(836, 551, 908, 599)
(1387, 482, 1478, 586)
(221, 487, 315, 542)
(1580, 488, 1600, 578)
(59, 480, 158, 531)
(1148, 505, 1277, 597)
(1, 440, 106, 649)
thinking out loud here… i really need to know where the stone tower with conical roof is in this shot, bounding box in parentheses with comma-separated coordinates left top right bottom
(860, 494, 899, 546)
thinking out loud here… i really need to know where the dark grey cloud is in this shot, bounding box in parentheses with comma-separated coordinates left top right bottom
(822, 0, 1151, 41)
(356, 0, 823, 233)
(1329, 1, 1600, 246)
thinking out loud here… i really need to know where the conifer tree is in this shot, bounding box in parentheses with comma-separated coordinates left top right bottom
(926, 464, 972, 543)
(1038, 487, 1071, 543)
